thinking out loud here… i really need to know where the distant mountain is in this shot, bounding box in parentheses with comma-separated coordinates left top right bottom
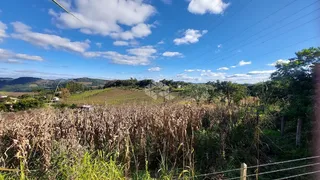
(0, 77, 107, 92)
(6, 77, 42, 85)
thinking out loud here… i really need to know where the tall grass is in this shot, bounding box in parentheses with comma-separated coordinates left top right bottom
(0, 103, 258, 179)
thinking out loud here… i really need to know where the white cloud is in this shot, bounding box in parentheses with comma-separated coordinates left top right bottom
(226, 70, 275, 84)
(200, 70, 225, 77)
(161, 0, 172, 4)
(217, 44, 222, 48)
(162, 51, 183, 57)
(11, 22, 90, 53)
(188, 0, 230, 15)
(49, 0, 155, 40)
(217, 67, 229, 71)
(0, 21, 8, 42)
(148, 67, 161, 72)
(267, 59, 290, 66)
(84, 46, 157, 65)
(176, 73, 202, 81)
(110, 23, 152, 40)
(177, 68, 274, 83)
(184, 69, 205, 72)
(96, 42, 102, 48)
(113, 41, 129, 46)
(174, 29, 207, 45)
(247, 70, 276, 75)
(230, 66, 236, 68)
(238, 60, 252, 66)
(13, 69, 75, 79)
(0, 48, 44, 63)
(127, 45, 156, 57)
(157, 40, 165, 44)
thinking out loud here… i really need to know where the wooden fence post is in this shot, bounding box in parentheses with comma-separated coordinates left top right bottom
(240, 163, 247, 180)
(280, 116, 285, 136)
(296, 118, 302, 147)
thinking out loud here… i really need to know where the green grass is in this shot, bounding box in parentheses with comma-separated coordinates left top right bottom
(58, 152, 126, 180)
(65, 88, 162, 105)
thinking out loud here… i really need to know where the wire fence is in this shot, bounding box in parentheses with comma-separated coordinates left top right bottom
(175, 155, 320, 180)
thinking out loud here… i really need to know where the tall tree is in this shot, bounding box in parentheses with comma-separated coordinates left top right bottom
(271, 47, 320, 146)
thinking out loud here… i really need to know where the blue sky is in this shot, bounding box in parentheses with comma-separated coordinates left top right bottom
(0, 0, 319, 83)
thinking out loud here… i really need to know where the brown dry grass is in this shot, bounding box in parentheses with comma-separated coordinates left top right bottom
(0, 104, 207, 172)
(0, 103, 257, 179)
(0, 91, 36, 97)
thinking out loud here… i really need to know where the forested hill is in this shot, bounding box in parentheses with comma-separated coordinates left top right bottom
(0, 77, 107, 92)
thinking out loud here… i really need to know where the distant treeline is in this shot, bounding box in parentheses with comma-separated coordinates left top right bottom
(103, 78, 191, 89)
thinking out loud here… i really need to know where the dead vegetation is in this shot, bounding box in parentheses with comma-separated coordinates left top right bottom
(0, 103, 258, 179)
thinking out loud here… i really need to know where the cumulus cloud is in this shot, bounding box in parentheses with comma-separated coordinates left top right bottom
(267, 59, 290, 66)
(217, 67, 229, 71)
(188, 0, 230, 15)
(148, 67, 161, 72)
(200, 70, 225, 77)
(174, 29, 207, 45)
(0, 48, 44, 63)
(84, 46, 157, 65)
(184, 69, 205, 72)
(110, 23, 152, 40)
(13, 69, 75, 79)
(238, 60, 251, 66)
(96, 42, 102, 48)
(0, 21, 8, 42)
(161, 0, 172, 4)
(49, 0, 155, 40)
(113, 41, 129, 46)
(178, 68, 275, 83)
(11, 22, 90, 53)
(247, 70, 276, 75)
(157, 40, 165, 44)
(162, 51, 183, 57)
(176, 73, 202, 81)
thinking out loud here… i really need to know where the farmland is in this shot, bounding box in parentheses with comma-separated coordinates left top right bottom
(64, 88, 164, 105)
(0, 47, 319, 179)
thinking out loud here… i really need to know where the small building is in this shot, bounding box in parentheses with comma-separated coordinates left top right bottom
(0, 95, 8, 99)
(80, 105, 93, 111)
(52, 97, 60, 103)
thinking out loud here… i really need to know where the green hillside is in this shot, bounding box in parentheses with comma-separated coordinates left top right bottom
(64, 88, 162, 105)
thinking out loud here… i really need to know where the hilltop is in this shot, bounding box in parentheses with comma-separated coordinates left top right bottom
(0, 77, 107, 92)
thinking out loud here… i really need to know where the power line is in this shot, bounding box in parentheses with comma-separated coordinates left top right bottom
(213, 0, 320, 60)
(274, 169, 320, 180)
(212, 0, 299, 49)
(187, 0, 299, 61)
(159, 0, 253, 57)
(172, 35, 319, 80)
(219, 13, 320, 61)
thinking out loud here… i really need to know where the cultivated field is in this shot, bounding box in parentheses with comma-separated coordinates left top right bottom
(0, 103, 259, 179)
(0, 91, 36, 97)
(64, 88, 169, 105)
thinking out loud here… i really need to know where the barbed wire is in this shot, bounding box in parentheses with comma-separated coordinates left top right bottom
(247, 162, 320, 177)
(274, 169, 320, 180)
(246, 155, 320, 169)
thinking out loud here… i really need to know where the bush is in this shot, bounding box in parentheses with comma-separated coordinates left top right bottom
(13, 98, 44, 111)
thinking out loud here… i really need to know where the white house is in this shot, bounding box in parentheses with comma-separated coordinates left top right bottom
(52, 97, 60, 102)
